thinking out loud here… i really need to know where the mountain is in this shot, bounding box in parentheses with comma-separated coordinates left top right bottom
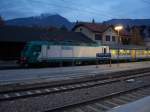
(103, 19, 150, 27)
(6, 14, 74, 30)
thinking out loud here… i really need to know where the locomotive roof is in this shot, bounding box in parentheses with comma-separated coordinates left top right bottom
(26, 40, 101, 47)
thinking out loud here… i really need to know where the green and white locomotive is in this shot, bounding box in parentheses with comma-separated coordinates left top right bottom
(20, 41, 109, 66)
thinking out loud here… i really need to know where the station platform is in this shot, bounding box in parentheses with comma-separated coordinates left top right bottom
(108, 96, 150, 112)
(0, 60, 19, 69)
(0, 61, 150, 85)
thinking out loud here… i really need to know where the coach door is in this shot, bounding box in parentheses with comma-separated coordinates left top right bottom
(131, 50, 136, 61)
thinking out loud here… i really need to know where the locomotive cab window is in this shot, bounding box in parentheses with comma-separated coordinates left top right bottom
(31, 45, 41, 52)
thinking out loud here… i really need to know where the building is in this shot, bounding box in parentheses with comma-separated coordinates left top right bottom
(130, 26, 145, 46)
(142, 26, 150, 47)
(73, 23, 119, 46)
(0, 26, 96, 60)
(119, 29, 131, 45)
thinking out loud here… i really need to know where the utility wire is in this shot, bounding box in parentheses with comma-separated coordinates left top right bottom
(60, 0, 116, 18)
(41, 0, 114, 20)
(141, 0, 150, 4)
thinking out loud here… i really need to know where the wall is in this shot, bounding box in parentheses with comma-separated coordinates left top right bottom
(102, 27, 118, 45)
(0, 42, 25, 60)
(74, 26, 95, 41)
(74, 26, 119, 46)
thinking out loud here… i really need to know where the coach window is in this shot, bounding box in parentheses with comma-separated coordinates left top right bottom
(106, 35, 110, 41)
(126, 50, 130, 55)
(148, 50, 150, 55)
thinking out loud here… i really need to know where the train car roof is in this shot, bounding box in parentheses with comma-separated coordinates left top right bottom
(108, 44, 149, 50)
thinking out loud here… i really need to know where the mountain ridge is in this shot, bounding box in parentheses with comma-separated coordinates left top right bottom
(6, 14, 74, 29)
(103, 19, 150, 26)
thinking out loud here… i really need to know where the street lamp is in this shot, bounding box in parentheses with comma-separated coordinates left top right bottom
(115, 25, 123, 66)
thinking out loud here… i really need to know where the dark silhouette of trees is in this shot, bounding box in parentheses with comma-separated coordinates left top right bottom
(131, 26, 144, 45)
(92, 19, 95, 23)
(0, 16, 5, 26)
(60, 25, 68, 31)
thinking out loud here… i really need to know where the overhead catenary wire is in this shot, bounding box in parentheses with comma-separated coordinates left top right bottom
(142, 0, 150, 4)
(35, 0, 115, 20)
(60, 0, 121, 19)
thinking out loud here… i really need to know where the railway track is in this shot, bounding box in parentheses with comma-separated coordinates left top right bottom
(52, 86, 150, 112)
(0, 68, 150, 112)
(0, 68, 150, 101)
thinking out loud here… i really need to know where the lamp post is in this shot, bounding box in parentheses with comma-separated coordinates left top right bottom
(115, 25, 123, 67)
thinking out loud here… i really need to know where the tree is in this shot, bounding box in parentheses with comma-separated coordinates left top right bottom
(0, 16, 5, 26)
(75, 20, 79, 25)
(126, 25, 131, 32)
(60, 25, 68, 31)
(131, 26, 144, 45)
(48, 26, 58, 32)
(92, 18, 95, 23)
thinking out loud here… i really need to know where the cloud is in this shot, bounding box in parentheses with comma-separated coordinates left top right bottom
(0, 0, 150, 21)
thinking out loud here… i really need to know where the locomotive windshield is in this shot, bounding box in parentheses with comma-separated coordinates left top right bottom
(30, 45, 41, 52)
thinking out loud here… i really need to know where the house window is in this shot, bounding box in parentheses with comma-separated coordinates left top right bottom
(95, 34, 102, 40)
(79, 28, 82, 32)
(112, 36, 116, 41)
(106, 35, 110, 41)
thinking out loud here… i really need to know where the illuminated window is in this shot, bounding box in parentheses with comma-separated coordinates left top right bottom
(119, 50, 125, 55)
(111, 50, 117, 56)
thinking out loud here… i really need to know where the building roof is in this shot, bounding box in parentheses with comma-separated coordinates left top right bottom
(108, 44, 149, 50)
(73, 23, 132, 38)
(73, 23, 110, 33)
(0, 26, 96, 45)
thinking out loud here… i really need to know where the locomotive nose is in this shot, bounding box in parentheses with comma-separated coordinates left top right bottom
(20, 57, 27, 64)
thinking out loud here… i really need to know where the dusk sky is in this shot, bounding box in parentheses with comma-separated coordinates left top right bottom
(0, 0, 150, 22)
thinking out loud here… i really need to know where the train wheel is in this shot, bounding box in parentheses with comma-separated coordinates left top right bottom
(20, 63, 29, 68)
